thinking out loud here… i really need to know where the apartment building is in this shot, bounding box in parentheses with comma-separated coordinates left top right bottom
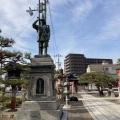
(64, 53, 113, 77)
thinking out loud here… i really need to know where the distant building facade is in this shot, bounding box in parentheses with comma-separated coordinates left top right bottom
(64, 53, 113, 77)
(86, 62, 120, 90)
(87, 63, 120, 79)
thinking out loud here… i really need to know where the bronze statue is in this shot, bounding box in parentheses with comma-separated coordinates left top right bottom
(33, 18, 50, 55)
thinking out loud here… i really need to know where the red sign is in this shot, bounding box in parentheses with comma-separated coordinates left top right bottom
(117, 70, 120, 81)
(118, 81, 120, 87)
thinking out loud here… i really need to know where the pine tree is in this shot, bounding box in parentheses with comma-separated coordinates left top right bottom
(0, 29, 28, 110)
(0, 29, 15, 76)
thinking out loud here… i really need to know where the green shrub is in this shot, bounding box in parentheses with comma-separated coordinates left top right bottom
(5, 101, 11, 108)
(0, 87, 5, 92)
(0, 95, 10, 102)
(16, 98, 22, 105)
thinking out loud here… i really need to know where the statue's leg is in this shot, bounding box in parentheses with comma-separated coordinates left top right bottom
(43, 42, 48, 55)
(41, 42, 44, 55)
(39, 42, 42, 55)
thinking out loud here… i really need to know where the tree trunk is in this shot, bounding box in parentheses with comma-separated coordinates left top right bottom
(91, 83, 92, 90)
(100, 86, 104, 96)
(11, 85, 17, 110)
(12, 85, 17, 97)
(108, 84, 112, 97)
(96, 85, 104, 97)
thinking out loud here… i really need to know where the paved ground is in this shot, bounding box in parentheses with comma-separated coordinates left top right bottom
(80, 92, 120, 120)
(64, 93, 93, 120)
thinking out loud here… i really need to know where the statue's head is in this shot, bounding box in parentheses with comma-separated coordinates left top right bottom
(40, 19, 46, 26)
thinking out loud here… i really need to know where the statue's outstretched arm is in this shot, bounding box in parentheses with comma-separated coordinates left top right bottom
(32, 19, 39, 30)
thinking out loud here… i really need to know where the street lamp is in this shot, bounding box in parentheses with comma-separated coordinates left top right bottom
(26, 1, 45, 16)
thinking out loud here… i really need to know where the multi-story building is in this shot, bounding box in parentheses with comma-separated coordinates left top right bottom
(64, 53, 113, 77)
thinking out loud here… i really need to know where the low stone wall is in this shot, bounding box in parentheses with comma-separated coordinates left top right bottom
(4, 91, 22, 98)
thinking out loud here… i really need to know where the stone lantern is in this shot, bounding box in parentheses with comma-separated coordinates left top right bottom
(63, 76, 71, 109)
(6, 62, 22, 79)
(5, 62, 22, 111)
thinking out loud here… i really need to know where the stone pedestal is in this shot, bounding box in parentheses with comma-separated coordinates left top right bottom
(28, 55, 56, 101)
(17, 55, 67, 120)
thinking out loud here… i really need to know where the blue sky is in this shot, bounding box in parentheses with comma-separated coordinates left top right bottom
(0, 0, 120, 69)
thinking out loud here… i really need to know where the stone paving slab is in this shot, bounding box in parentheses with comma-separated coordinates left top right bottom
(81, 93, 120, 120)
(86, 106, 98, 120)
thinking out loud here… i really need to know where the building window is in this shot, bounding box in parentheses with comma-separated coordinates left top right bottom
(36, 78, 44, 94)
(112, 67, 115, 71)
(103, 67, 109, 71)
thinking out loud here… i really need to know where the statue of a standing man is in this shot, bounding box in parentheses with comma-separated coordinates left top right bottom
(32, 18, 50, 55)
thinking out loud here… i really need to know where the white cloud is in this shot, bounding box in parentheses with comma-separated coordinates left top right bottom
(71, 0, 94, 22)
(91, 14, 120, 44)
(48, 0, 68, 8)
(0, 0, 39, 53)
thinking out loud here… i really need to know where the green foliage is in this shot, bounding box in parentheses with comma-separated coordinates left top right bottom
(0, 68, 2, 75)
(79, 72, 117, 87)
(5, 63, 23, 71)
(21, 80, 29, 89)
(0, 37, 14, 48)
(0, 87, 5, 92)
(54, 69, 59, 74)
(79, 72, 95, 83)
(0, 78, 3, 84)
(0, 50, 15, 57)
(24, 52, 31, 60)
(16, 98, 22, 105)
(3, 79, 28, 86)
(117, 58, 120, 65)
(4, 98, 22, 108)
(20, 73, 30, 80)
(0, 95, 10, 102)
(5, 101, 11, 108)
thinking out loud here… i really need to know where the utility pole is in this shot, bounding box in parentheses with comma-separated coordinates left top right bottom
(43, 0, 46, 22)
(55, 54, 62, 70)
